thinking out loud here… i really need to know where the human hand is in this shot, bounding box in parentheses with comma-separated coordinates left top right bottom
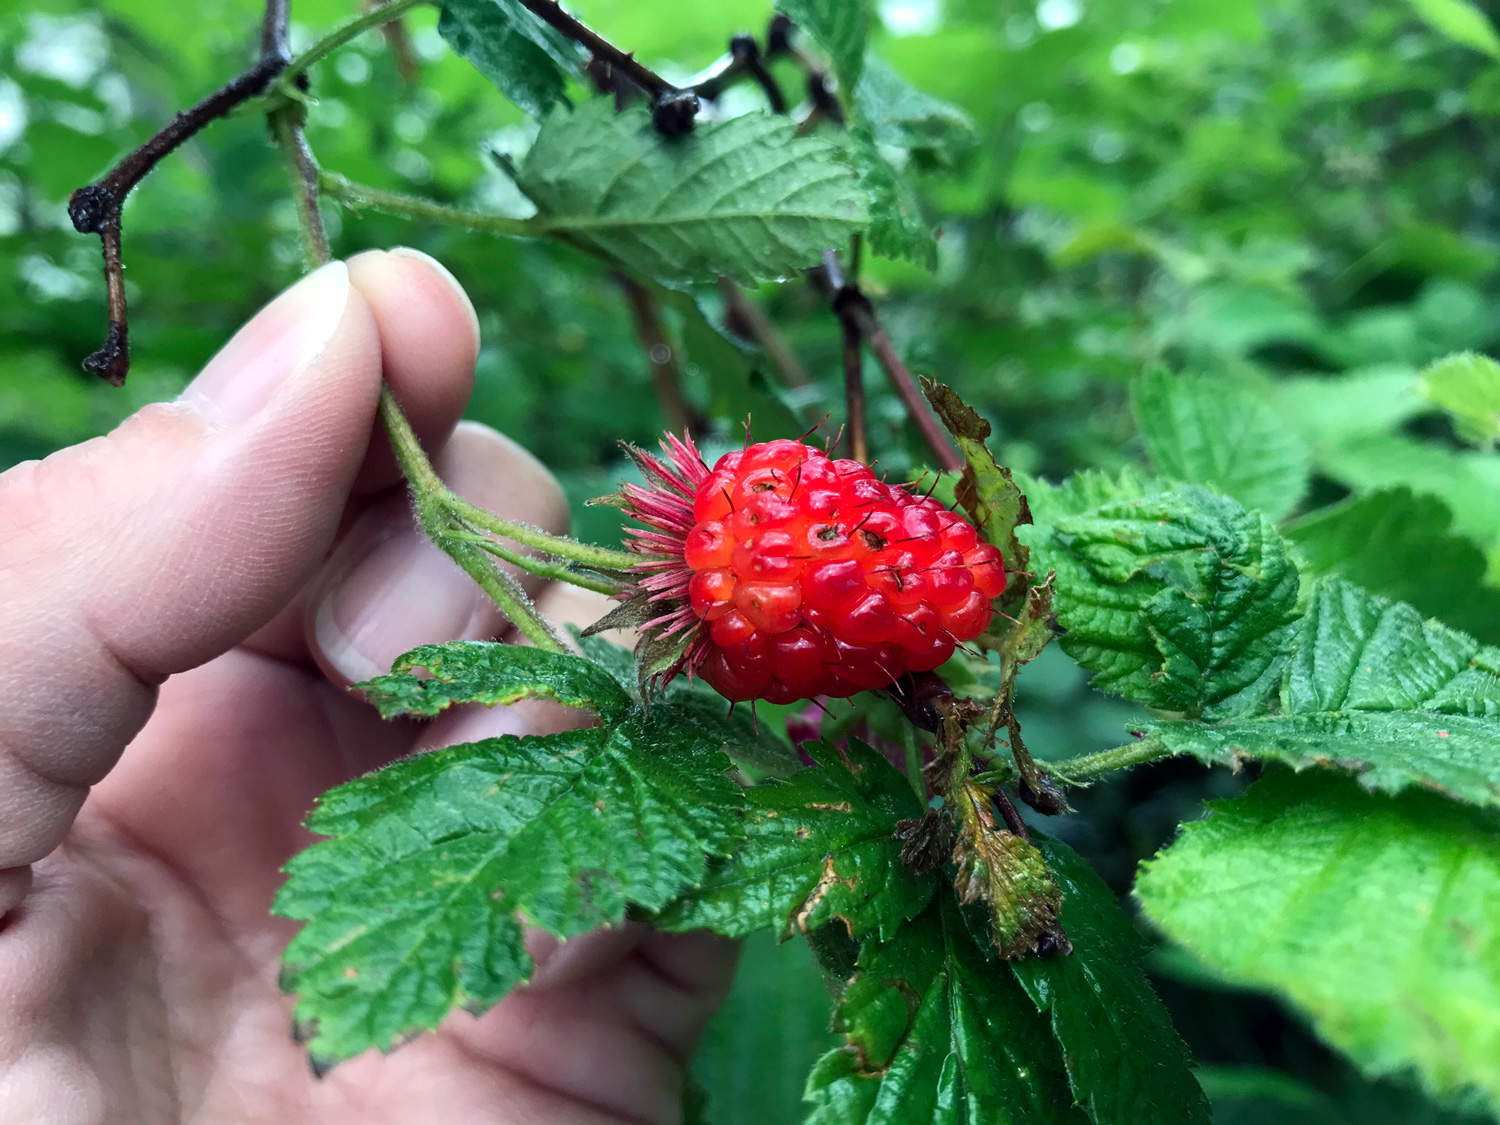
(0, 251, 736, 1124)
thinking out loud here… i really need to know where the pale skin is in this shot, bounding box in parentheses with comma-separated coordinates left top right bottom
(0, 250, 737, 1124)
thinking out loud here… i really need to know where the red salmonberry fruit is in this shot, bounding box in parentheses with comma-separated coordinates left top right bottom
(619, 435, 1006, 704)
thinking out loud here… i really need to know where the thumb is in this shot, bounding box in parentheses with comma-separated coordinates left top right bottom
(0, 260, 382, 915)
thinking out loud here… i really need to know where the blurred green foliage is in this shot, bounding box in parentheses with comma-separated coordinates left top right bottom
(6, 0, 1500, 1120)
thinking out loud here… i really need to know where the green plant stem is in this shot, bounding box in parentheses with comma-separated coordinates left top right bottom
(319, 170, 533, 236)
(276, 0, 434, 92)
(270, 80, 573, 653)
(378, 389, 569, 652)
(448, 532, 625, 596)
(1047, 733, 1176, 785)
(444, 495, 638, 570)
(272, 111, 330, 268)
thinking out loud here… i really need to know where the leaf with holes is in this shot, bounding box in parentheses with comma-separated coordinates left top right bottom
(804, 896, 1085, 1125)
(1013, 836, 1210, 1125)
(849, 128, 936, 268)
(518, 102, 868, 286)
(776, 0, 870, 90)
(853, 54, 976, 165)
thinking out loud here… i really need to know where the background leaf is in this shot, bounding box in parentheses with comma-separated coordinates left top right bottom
(1131, 368, 1310, 520)
(1409, 0, 1500, 58)
(1137, 769, 1500, 1114)
(518, 101, 868, 286)
(1420, 351, 1500, 445)
(438, 0, 581, 117)
(1285, 488, 1500, 643)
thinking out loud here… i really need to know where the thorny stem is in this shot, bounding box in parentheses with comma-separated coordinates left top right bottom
(617, 275, 704, 439)
(1047, 732, 1176, 785)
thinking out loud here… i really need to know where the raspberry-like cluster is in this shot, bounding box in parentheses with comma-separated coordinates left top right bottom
(663, 439, 1004, 703)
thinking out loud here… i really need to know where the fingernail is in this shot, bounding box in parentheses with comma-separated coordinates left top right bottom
(180, 261, 351, 426)
(389, 246, 481, 353)
(313, 530, 483, 684)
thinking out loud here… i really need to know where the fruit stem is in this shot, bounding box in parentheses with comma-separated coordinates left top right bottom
(445, 495, 639, 571)
(378, 389, 570, 653)
(1046, 732, 1175, 785)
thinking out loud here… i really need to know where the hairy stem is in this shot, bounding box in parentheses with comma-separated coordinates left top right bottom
(319, 170, 533, 236)
(272, 111, 331, 268)
(378, 390, 570, 653)
(1047, 733, 1176, 785)
(444, 496, 638, 570)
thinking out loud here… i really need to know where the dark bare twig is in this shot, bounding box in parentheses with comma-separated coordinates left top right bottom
(618, 276, 704, 438)
(716, 276, 811, 388)
(68, 50, 288, 383)
(513, 0, 700, 134)
(693, 34, 787, 112)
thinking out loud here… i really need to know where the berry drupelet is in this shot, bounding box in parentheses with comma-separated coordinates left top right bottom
(620, 436, 1006, 705)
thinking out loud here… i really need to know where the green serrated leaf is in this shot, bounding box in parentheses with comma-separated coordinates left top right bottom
(849, 128, 936, 269)
(1420, 351, 1500, 445)
(853, 54, 976, 165)
(518, 101, 868, 287)
(353, 641, 634, 722)
(1013, 837, 1211, 1125)
(1409, 0, 1500, 57)
(1018, 467, 1153, 529)
(922, 379, 1031, 578)
(572, 629, 803, 777)
(1285, 488, 1500, 643)
(437, 0, 581, 118)
(1150, 579, 1500, 806)
(1137, 769, 1500, 1114)
(776, 0, 870, 90)
(804, 897, 1085, 1125)
(1037, 486, 1302, 717)
(1131, 368, 1310, 520)
(275, 708, 743, 1067)
(654, 740, 933, 940)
